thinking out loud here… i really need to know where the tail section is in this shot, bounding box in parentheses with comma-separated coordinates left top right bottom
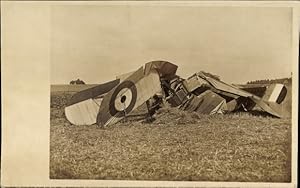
(262, 84, 287, 104)
(259, 83, 290, 118)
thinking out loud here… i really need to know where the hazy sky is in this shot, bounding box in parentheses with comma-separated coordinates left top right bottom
(51, 5, 293, 84)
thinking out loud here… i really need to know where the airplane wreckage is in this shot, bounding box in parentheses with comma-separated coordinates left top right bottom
(65, 61, 289, 127)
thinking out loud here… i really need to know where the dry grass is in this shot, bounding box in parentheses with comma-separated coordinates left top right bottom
(50, 91, 291, 182)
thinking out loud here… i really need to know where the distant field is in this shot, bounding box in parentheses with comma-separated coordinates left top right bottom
(50, 91, 292, 182)
(51, 84, 98, 92)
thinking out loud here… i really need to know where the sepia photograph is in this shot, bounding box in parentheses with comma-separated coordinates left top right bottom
(50, 3, 293, 182)
(1, 1, 298, 187)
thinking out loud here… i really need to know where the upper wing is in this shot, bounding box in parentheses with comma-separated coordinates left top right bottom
(65, 61, 179, 126)
(97, 61, 179, 127)
(97, 66, 162, 127)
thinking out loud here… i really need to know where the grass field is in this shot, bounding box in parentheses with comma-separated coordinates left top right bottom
(50, 91, 292, 182)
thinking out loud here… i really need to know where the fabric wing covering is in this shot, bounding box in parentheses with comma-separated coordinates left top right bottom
(199, 73, 288, 118)
(97, 66, 162, 127)
(144, 60, 178, 79)
(182, 90, 227, 114)
(249, 96, 282, 118)
(65, 98, 103, 125)
(65, 79, 120, 125)
(203, 75, 253, 98)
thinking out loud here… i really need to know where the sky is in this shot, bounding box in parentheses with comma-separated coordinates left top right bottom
(50, 5, 293, 84)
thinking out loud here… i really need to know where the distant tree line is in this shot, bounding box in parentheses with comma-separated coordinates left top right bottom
(70, 79, 86, 85)
(247, 77, 292, 85)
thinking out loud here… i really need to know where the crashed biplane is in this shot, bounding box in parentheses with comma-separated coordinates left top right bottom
(65, 61, 289, 127)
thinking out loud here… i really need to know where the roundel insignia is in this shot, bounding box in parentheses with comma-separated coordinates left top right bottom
(109, 80, 137, 117)
(97, 67, 161, 127)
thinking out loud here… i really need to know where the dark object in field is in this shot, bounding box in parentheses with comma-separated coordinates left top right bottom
(65, 60, 289, 127)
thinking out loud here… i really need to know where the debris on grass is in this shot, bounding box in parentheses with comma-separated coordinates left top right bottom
(50, 92, 292, 182)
